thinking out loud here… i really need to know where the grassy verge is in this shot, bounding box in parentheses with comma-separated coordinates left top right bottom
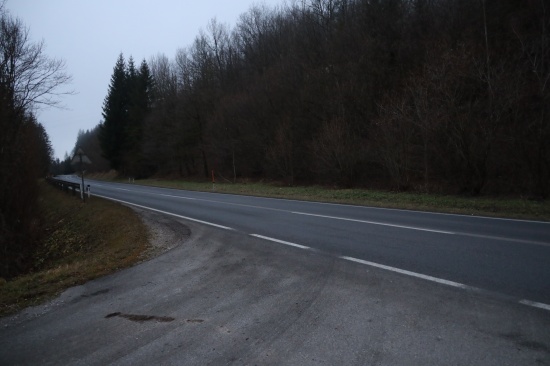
(0, 181, 149, 317)
(108, 177, 550, 221)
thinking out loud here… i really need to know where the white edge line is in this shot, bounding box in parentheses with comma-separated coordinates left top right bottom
(93, 193, 233, 231)
(293, 211, 455, 235)
(519, 300, 550, 311)
(250, 234, 310, 250)
(340, 256, 473, 290)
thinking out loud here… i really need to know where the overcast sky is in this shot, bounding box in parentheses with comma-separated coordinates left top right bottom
(6, 0, 283, 160)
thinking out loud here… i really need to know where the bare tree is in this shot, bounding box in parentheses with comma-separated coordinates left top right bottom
(310, 117, 361, 186)
(0, 7, 72, 116)
(512, 0, 550, 197)
(0, 5, 73, 277)
(206, 18, 231, 86)
(267, 117, 295, 185)
(375, 95, 416, 190)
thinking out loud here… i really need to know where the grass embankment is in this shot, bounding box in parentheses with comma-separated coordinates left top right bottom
(0, 181, 149, 317)
(117, 178, 550, 221)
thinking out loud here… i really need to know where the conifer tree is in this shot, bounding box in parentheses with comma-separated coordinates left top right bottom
(99, 55, 154, 174)
(99, 53, 128, 170)
(124, 59, 153, 176)
(137, 59, 154, 111)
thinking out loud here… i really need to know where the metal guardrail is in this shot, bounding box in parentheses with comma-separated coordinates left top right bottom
(46, 176, 83, 198)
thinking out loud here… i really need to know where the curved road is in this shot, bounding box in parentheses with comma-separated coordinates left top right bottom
(63, 175, 550, 306)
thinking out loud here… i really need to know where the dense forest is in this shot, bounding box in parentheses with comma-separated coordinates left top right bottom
(73, 0, 548, 197)
(0, 4, 70, 278)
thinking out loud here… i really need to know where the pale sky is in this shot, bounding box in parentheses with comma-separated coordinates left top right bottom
(6, 0, 283, 160)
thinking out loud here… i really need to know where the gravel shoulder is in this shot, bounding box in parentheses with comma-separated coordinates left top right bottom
(1, 208, 549, 365)
(135, 207, 191, 259)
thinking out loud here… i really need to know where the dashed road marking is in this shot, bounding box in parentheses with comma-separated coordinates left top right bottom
(292, 211, 455, 234)
(340, 256, 473, 289)
(519, 300, 550, 311)
(341, 255, 550, 312)
(250, 234, 310, 250)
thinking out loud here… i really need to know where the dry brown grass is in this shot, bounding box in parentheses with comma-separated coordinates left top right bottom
(0, 181, 149, 317)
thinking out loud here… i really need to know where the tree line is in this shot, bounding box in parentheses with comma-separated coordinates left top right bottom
(0, 3, 70, 278)
(92, 0, 548, 197)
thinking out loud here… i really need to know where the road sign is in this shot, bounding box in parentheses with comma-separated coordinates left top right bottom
(71, 148, 92, 165)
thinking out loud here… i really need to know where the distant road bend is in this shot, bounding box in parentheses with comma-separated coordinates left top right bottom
(59, 175, 550, 309)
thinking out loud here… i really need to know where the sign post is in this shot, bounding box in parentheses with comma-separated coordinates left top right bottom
(71, 148, 92, 202)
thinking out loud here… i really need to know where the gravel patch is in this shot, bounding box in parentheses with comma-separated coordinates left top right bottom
(129, 206, 191, 259)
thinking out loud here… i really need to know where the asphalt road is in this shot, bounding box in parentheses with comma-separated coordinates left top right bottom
(61, 175, 550, 306)
(2, 209, 549, 365)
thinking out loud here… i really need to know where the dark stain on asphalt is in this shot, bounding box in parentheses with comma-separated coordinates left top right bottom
(105, 312, 175, 323)
(70, 289, 111, 304)
(87, 289, 110, 297)
(186, 319, 204, 323)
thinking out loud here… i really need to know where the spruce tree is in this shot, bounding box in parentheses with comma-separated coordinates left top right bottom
(99, 53, 128, 170)
(99, 55, 154, 175)
(137, 59, 154, 111)
(124, 59, 154, 176)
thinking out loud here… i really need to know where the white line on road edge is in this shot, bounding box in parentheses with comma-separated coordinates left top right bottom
(519, 300, 550, 311)
(293, 212, 455, 234)
(250, 234, 310, 250)
(92, 194, 234, 231)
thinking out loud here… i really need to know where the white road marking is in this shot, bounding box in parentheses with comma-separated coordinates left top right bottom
(292, 211, 455, 234)
(91, 182, 550, 246)
(149, 192, 550, 246)
(92, 194, 233, 231)
(459, 233, 550, 247)
(519, 300, 550, 311)
(88, 189, 550, 312)
(342, 255, 550, 312)
(229, 191, 550, 224)
(152, 193, 289, 212)
(250, 234, 310, 250)
(68, 178, 549, 225)
(159, 194, 197, 200)
(340, 256, 474, 289)
(113, 188, 131, 191)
